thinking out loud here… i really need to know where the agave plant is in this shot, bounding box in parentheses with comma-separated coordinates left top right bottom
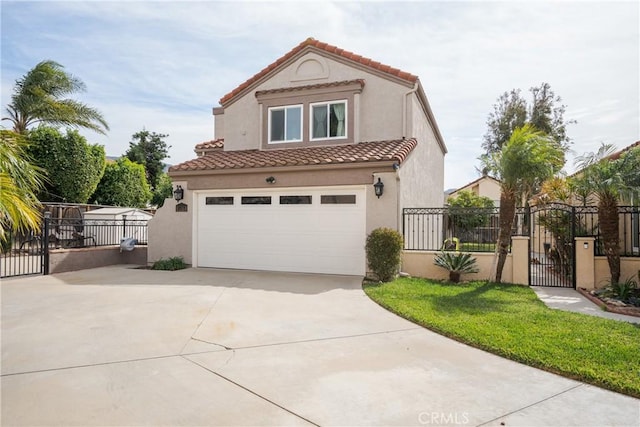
(433, 251, 480, 283)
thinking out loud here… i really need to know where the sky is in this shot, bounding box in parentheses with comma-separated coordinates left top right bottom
(1, 0, 638, 191)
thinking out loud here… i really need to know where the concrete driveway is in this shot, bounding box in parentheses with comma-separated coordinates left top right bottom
(1, 266, 638, 426)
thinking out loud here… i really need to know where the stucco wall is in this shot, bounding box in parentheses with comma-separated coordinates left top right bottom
(147, 181, 193, 265)
(49, 246, 147, 274)
(366, 171, 399, 233)
(594, 256, 640, 288)
(401, 237, 528, 285)
(397, 94, 445, 209)
(478, 179, 502, 205)
(402, 251, 514, 283)
(221, 51, 413, 151)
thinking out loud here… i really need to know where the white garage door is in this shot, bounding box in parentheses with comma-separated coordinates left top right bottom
(195, 186, 367, 275)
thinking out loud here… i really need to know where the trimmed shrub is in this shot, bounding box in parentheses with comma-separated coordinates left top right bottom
(365, 227, 404, 282)
(152, 256, 187, 271)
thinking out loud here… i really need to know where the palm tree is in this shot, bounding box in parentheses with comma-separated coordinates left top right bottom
(483, 124, 565, 283)
(572, 143, 640, 283)
(3, 60, 109, 135)
(0, 130, 46, 244)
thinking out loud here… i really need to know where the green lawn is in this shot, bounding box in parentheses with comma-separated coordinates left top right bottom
(364, 277, 640, 398)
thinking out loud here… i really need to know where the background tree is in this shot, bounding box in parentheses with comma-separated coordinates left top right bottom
(447, 190, 495, 241)
(126, 130, 170, 191)
(482, 125, 565, 283)
(27, 127, 106, 203)
(150, 173, 173, 208)
(481, 82, 573, 157)
(572, 144, 640, 283)
(0, 130, 46, 245)
(90, 158, 151, 208)
(3, 60, 109, 135)
(481, 89, 527, 156)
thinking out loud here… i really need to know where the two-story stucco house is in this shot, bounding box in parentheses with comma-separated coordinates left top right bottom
(149, 38, 447, 276)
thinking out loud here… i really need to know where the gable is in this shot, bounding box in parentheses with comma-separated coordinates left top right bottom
(219, 38, 417, 107)
(211, 38, 446, 156)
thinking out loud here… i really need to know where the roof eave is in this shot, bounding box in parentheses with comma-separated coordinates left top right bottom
(219, 42, 417, 108)
(169, 159, 399, 178)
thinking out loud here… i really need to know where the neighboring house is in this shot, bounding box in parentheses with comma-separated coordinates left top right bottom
(447, 175, 501, 206)
(149, 38, 447, 275)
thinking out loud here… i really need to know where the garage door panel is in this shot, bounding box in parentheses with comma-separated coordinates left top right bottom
(196, 187, 366, 275)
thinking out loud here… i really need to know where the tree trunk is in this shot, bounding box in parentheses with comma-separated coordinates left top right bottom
(495, 190, 517, 283)
(599, 193, 620, 283)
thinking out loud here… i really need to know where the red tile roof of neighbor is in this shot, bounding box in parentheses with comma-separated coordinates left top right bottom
(170, 138, 417, 173)
(219, 38, 418, 106)
(608, 140, 640, 160)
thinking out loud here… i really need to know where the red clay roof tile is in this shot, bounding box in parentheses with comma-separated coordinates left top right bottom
(608, 140, 640, 160)
(255, 79, 365, 97)
(170, 139, 417, 173)
(219, 38, 418, 106)
(194, 139, 224, 151)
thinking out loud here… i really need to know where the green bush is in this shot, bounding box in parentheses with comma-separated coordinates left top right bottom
(597, 275, 640, 306)
(365, 227, 404, 282)
(152, 256, 187, 271)
(1, 237, 12, 254)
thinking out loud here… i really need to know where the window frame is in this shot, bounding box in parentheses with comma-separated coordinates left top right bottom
(205, 196, 234, 205)
(309, 100, 348, 142)
(320, 194, 357, 205)
(268, 104, 303, 144)
(241, 196, 272, 205)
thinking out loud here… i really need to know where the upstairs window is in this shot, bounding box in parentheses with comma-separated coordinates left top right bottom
(269, 105, 302, 143)
(311, 101, 347, 140)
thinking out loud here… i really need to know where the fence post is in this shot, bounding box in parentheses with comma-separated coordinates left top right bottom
(575, 237, 595, 290)
(43, 212, 50, 275)
(511, 236, 529, 285)
(122, 215, 127, 238)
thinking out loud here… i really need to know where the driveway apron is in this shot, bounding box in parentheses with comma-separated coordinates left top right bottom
(2, 266, 639, 426)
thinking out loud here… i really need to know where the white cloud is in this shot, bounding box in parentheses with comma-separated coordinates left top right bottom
(2, 0, 638, 190)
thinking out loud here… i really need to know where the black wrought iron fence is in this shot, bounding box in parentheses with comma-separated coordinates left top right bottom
(1, 229, 45, 278)
(2, 210, 151, 278)
(576, 206, 640, 257)
(402, 207, 527, 251)
(402, 205, 640, 257)
(48, 217, 149, 248)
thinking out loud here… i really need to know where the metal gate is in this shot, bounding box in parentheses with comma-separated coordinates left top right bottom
(529, 203, 575, 288)
(1, 216, 50, 279)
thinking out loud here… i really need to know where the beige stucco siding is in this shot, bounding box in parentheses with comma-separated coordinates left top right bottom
(148, 180, 193, 265)
(397, 94, 445, 209)
(220, 52, 413, 151)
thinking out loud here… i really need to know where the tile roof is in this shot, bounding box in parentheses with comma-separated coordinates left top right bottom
(194, 139, 224, 151)
(255, 79, 365, 98)
(608, 140, 640, 160)
(170, 139, 417, 173)
(570, 140, 640, 177)
(219, 38, 418, 106)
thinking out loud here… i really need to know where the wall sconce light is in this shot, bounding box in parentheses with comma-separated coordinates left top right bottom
(583, 242, 589, 249)
(373, 177, 384, 198)
(266, 176, 276, 184)
(173, 185, 184, 202)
